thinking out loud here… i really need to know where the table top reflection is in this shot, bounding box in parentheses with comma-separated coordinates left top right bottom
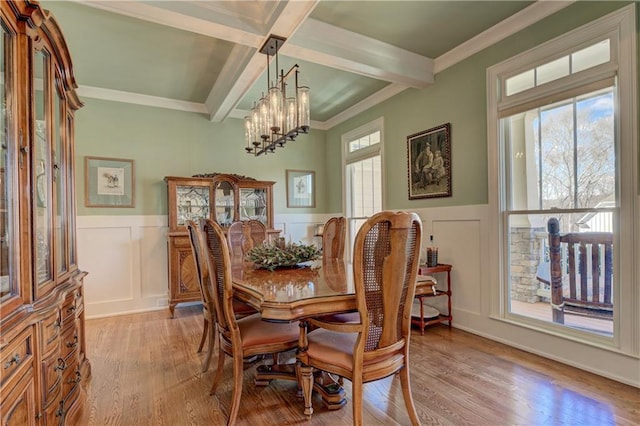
(231, 258, 356, 322)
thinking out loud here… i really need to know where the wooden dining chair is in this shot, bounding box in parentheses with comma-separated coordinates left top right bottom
(322, 216, 346, 260)
(201, 219, 300, 426)
(227, 220, 267, 264)
(186, 220, 218, 373)
(186, 220, 260, 373)
(298, 211, 423, 425)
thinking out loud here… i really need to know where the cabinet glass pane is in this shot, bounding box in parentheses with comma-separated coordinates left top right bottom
(34, 49, 51, 285)
(54, 76, 66, 274)
(0, 23, 12, 299)
(67, 115, 76, 266)
(214, 180, 234, 226)
(239, 188, 267, 224)
(176, 185, 209, 226)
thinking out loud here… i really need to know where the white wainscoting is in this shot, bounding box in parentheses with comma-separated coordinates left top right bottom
(77, 213, 339, 319)
(77, 209, 486, 319)
(76, 207, 638, 386)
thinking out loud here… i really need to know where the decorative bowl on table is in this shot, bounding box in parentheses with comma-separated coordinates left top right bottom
(246, 242, 321, 271)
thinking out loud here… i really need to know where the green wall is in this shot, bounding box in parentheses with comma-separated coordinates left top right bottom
(75, 99, 327, 216)
(325, 1, 637, 212)
(74, 1, 637, 217)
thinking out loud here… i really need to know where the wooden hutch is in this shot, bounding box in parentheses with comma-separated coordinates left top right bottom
(164, 173, 277, 316)
(0, 1, 90, 424)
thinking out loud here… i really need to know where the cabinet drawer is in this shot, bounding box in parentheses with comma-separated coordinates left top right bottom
(40, 354, 63, 409)
(60, 322, 79, 362)
(40, 309, 62, 356)
(61, 291, 78, 326)
(43, 399, 63, 426)
(0, 326, 34, 389)
(61, 358, 80, 401)
(171, 235, 191, 249)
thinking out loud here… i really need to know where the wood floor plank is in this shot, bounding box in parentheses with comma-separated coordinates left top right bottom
(78, 306, 639, 425)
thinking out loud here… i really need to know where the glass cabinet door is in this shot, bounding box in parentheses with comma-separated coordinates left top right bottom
(239, 187, 267, 224)
(0, 19, 13, 301)
(33, 47, 52, 288)
(175, 185, 210, 227)
(54, 74, 67, 276)
(214, 179, 234, 227)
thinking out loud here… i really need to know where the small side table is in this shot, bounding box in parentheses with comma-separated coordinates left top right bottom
(412, 263, 453, 334)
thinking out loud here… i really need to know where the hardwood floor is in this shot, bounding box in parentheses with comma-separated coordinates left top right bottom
(78, 306, 639, 425)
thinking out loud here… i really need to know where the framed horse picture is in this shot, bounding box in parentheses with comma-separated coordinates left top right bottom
(84, 156, 135, 207)
(407, 123, 451, 200)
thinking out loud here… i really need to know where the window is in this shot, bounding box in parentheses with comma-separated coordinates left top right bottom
(343, 118, 384, 260)
(502, 86, 616, 336)
(488, 6, 637, 345)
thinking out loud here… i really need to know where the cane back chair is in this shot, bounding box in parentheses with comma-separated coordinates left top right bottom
(298, 211, 423, 425)
(201, 219, 300, 426)
(226, 220, 267, 264)
(322, 216, 346, 260)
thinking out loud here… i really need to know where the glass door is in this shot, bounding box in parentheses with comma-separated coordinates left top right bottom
(239, 187, 267, 225)
(0, 16, 15, 303)
(213, 179, 234, 227)
(175, 184, 210, 227)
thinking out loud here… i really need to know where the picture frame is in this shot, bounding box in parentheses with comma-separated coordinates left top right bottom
(286, 169, 315, 208)
(407, 123, 451, 199)
(84, 156, 135, 207)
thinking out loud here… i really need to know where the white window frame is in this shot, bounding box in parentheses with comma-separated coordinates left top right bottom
(341, 117, 385, 262)
(487, 5, 637, 353)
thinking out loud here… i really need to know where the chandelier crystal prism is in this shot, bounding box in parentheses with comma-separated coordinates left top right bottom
(244, 35, 310, 156)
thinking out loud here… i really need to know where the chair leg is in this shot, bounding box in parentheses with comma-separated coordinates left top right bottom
(201, 322, 216, 373)
(227, 355, 244, 426)
(299, 364, 314, 419)
(399, 366, 420, 426)
(352, 377, 363, 426)
(197, 318, 208, 353)
(210, 345, 225, 396)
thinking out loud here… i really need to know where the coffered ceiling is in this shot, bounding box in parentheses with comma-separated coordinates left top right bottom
(43, 1, 574, 130)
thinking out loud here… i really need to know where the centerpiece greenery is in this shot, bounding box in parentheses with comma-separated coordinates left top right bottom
(246, 242, 321, 271)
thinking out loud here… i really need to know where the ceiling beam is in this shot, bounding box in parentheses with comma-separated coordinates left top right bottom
(205, 0, 319, 122)
(286, 18, 434, 88)
(75, 0, 264, 46)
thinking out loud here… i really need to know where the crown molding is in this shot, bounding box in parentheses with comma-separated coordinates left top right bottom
(77, 85, 208, 114)
(75, 0, 577, 131)
(434, 1, 575, 74)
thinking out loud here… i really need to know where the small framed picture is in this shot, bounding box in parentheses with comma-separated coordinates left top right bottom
(286, 169, 315, 208)
(84, 156, 135, 207)
(407, 123, 452, 199)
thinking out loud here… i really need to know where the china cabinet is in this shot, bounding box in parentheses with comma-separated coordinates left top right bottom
(0, 1, 90, 424)
(208, 173, 275, 231)
(164, 176, 214, 317)
(164, 173, 277, 316)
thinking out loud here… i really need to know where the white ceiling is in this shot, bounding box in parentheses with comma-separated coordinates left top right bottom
(44, 1, 574, 130)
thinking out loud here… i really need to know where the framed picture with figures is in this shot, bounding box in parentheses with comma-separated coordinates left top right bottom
(407, 123, 451, 200)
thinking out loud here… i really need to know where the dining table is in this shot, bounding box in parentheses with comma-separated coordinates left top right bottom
(231, 257, 437, 411)
(231, 257, 356, 410)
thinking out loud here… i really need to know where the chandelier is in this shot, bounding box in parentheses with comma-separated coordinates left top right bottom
(244, 35, 310, 156)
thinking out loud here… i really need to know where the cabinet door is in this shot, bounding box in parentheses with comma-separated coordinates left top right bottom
(53, 73, 68, 278)
(238, 187, 268, 225)
(32, 45, 54, 298)
(168, 236, 200, 302)
(0, 373, 37, 426)
(168, 180, 212, 232)
(66, 113, 78, 270)
(213, 178, 235, 227)
(0, 6, 25, 316)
